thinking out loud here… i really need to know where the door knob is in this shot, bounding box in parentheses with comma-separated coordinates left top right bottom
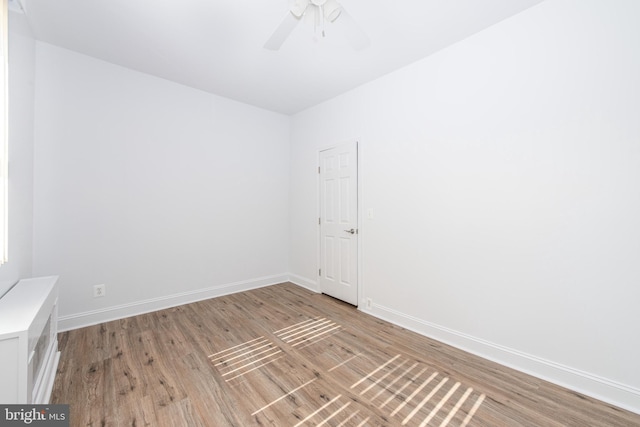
(344, 228, 356, 234)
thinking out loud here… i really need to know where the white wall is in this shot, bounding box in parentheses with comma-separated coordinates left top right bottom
(0, 12, 36, 298)
(32, 43, 290, 327)
(289, 0, 640, 412)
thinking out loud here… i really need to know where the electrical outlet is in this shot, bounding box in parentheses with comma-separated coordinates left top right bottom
(366, 298, 372, 309)
(93, 284, 106, 298)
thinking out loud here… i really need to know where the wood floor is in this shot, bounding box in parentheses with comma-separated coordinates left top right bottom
(51, 283, 640, 426)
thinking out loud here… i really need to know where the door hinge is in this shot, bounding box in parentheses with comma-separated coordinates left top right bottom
(319, 268, 322, 276)
(318, 166, 320, 173)
(319, 217, 321, 225)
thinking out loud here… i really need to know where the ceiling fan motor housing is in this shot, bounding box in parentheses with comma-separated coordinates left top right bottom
(292, 0, 342, 22)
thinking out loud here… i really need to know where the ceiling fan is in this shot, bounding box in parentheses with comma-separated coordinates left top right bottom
(264, 0, 370, 51)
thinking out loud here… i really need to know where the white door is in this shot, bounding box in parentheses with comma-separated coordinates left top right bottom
(319, 141, 358, 306)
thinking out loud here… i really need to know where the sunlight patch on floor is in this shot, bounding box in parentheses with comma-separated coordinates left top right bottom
(276, 317, 343, 348)
(350, 354, 486, 426)
(209, 337, 282, 382)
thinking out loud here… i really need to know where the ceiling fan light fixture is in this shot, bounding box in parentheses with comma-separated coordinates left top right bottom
(323, 0, 342, 22)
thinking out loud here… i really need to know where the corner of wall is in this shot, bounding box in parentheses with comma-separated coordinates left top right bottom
(287, 273, 319, 294)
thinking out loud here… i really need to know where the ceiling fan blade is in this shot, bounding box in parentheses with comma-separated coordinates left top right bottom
(335, 7, 370, 50)
(264, 12, 300, 51)
(291, 0, 311, 18)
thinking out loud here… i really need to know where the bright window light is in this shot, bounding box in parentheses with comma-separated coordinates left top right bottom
(0, 0, 8, 265)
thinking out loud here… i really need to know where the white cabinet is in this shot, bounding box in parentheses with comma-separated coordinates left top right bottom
(0, 276, 60, 404)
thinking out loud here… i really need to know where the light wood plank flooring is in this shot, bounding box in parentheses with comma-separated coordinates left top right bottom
(51, 283, 640, 426)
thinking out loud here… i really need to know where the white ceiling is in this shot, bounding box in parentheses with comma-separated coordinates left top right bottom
(18, 0, 544, 115)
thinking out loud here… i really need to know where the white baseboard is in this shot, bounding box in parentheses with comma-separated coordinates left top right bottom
(287, 273, 319, 293)
(362, 302, 640, 415)
(58, 274, 289, 332)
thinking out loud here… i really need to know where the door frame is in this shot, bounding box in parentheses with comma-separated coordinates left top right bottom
(317, 139, 363, 307)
